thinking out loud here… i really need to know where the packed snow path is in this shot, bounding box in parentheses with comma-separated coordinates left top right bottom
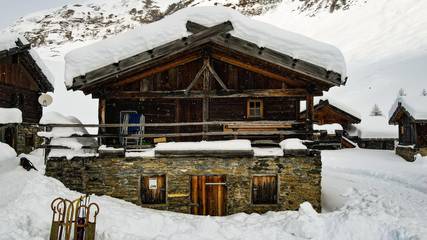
(0, 145, 426, 239)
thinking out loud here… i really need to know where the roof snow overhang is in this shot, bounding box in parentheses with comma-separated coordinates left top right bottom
(389, 103, 427, 125)
(301, 99, 361, 124)
(0, 38, 54, 92)
(69, 21, 344, 93)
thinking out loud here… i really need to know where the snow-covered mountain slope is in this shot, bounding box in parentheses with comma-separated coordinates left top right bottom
(5, 0, 427, 129)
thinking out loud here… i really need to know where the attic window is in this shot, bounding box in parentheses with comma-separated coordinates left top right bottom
(252, 175, 278, 205)
(247, 99, 263, 118)
(140, 175, 166, 204)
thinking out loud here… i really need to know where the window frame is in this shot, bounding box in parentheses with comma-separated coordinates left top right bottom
(251, 174, 279, 205)
(246, 99, 264, 119)
(139, 174, 167, 205)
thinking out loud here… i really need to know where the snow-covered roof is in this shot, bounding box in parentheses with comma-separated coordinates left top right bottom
(389, 96, 427, 121)
(64, 6, 346, 87)
(301, 97, 362, 120)
(0, 108, 22, 124)
(0, 32, 55, 88)
(313, 123, 343, 135)
(348, 116, 398, 139)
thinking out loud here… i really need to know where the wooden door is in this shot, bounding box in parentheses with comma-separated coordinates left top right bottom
(191, 175, 226, 216)
(252, 175, 278, 204)
(140, 175, 166, 204)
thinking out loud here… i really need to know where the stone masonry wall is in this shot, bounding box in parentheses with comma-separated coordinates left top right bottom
(16, 124, 43, 154)
(396, 146, 427, 162)
(46, 151, 322, 215)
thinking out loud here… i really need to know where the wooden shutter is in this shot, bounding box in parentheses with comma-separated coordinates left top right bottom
(252, 175, 278, 204)
(140, 175, 166, 204)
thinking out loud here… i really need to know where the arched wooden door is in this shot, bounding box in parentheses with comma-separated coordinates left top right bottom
(191, 175, 226, 216)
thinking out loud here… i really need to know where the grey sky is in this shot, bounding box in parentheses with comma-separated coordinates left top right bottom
(0, 0, 84, 29)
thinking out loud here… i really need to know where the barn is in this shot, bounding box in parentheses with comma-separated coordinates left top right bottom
(45, 7, 347, 215)
(0, 34, 54, 154)
(389, 96, 427, 161)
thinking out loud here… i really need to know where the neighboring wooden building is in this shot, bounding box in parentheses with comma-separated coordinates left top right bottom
(300, 99, 361, 130)
(54, 8, 347, 215)
(300, 99, 360, 149)
(0, 36, 54, 153)
(389, 97, 427, 161)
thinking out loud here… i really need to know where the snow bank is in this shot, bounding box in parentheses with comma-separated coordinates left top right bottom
(39, 112, 97, 160)
(155, 139, 252, 151)
(0, 108, 22, 124)
(389, 96, 427, 120)
(314, 123, 343, 135)
(279, 138, 307, 150)
(348, 116, 398, 139)
(1, 148, 425, 239)
(64, 6, 346, 86)
(253, 147, 284, 157)
(0, 142, 17, 163)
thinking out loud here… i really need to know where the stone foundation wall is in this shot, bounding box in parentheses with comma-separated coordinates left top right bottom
(46, 151, 322, 215)
(396, 146, 427, 162)
(16, 124, 43, 154)
(358, 138, 396, 150)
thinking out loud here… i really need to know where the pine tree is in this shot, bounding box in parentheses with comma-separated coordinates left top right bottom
(422, 89, 427, 96)
(398, 88, 406, 96)
(370, 104, 383, 116)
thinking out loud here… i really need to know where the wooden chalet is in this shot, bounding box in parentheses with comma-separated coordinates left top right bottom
(50, 8, 347, 216)
(67, 21, 344, 145)
(0, 36, 54, 153)
(389, 98, 427, 161)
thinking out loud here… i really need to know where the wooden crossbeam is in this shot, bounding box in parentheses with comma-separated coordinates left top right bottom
(106, 89, 310, 99)
(184, 61, 208, 94)
(206, 61, 229, 91)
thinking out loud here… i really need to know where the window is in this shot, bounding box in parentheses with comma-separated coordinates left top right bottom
(252, 175, 278, 204)
(247, 99, 263, 118)
(140, 175, 166, 204)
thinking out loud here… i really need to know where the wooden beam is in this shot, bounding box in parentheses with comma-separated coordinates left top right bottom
(206, 61, 229, 91)
(306, 95, 314, 131)
(107, 54, 201, 90)
(185, 59, 208, 93)
(106, 89, 311, 99)
(211, 52, 297, 86)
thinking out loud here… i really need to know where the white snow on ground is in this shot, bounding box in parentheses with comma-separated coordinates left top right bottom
(313, 123, 343, 135)
(0, 143, 426, 239)
(279, 138, 307, 150)
(155, 139, 252, 151)
(348, 116, 398, 139)
(389, 96, 427, 120)
(64, 6, 346, 86)
(0, 108, 22, 124)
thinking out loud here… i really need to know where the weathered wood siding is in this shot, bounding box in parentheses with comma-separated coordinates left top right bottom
(0, 56, 43, 123)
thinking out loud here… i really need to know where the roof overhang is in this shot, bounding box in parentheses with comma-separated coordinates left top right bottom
(69, 21, 344, 93)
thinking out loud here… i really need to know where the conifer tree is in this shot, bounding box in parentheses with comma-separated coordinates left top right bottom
(370, 104, 383, 116)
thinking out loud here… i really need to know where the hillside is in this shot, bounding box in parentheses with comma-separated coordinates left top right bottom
(5, 0, 427, 129)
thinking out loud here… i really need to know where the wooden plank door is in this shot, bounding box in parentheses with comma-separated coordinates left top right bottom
(191, 175, 226, 216)
(252, 175, 278, 204)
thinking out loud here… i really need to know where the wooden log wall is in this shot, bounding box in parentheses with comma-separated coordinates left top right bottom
(0, 84, 42, 123)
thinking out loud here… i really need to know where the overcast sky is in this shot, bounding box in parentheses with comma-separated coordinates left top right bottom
(0, 0, 84, 29)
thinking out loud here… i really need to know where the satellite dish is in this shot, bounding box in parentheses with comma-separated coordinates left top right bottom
(38, 93, 53, 107)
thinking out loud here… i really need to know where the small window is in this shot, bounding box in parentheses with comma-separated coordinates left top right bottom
(252, 175, 278, 204)
(247, 99, 263, 118)
(25, 134, 35, 148)
(140, 175, 166, 204)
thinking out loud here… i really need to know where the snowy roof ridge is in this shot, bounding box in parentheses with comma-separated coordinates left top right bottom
(0, 31, 55, 90)
(64, 6, 347, 87)
(389, 96, 427, 121)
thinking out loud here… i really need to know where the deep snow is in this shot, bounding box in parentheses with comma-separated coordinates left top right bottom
(0, 143, 426, 240)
